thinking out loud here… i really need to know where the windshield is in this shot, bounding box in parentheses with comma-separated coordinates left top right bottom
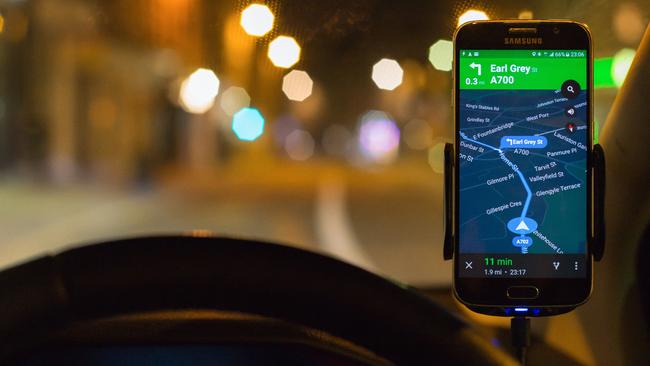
(0, 0, 646, 285)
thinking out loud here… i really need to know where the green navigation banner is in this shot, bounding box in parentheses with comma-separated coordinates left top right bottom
(459, 49, 587, 90)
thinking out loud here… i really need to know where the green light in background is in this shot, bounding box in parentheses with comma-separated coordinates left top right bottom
(429, 39, 453, 71)
(593, 118, 599, 145)
(612, 48, 636, 88)
(594, 57, 615, 89)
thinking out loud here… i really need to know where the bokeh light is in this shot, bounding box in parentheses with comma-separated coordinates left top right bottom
(403, 119, 433, 150)
(428, 142, 446, 174)
(428, 39, 453, 72)
(179, 68, 220, 114)
(594, 57, 617, 89)
(220, 86, 250, 116)
(612, 48, 636, 88)
(358, 111, 400, 163)
(518, 10, 533, 19)
(240, 4, 274, 37)
(613, 3, 646, 45)
(371, 58, 404, 90)
(232, 107, 265, 141)
(272, 115, 300, 147)
(458, 9, 489, 27)
(282, 70, 313, 101)
(268, 36, 301, 68)
(2, 8, 28, 42)
(284, 130, 315, 161)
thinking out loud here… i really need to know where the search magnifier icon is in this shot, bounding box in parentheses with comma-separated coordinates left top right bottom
(561, 80, 580, 99)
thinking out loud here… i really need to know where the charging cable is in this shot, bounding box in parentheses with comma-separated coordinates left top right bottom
(511, 316, 531, 365)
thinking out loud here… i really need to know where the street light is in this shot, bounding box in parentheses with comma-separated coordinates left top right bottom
(240, 4, 274, 37)
(429, 39, 453, 72)
(179, 68, 220, 114)
(458, 9, 489, 27)
(220, 86, 251, 116)
(268, 36, 301, 68)
(371, 58, 403, 90)
(282, 70, 313, 101)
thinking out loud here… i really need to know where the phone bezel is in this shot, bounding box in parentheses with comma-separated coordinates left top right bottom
(452, 21, 593, 308)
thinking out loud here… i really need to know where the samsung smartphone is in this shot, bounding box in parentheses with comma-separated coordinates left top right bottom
(453, 21, 592, 316)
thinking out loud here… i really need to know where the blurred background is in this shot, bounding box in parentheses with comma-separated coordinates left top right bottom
(0, 0, 646, 286)
(1, 1, 649, 364)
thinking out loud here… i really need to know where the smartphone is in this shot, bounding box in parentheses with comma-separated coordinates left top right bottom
(453, 21, 593, 316)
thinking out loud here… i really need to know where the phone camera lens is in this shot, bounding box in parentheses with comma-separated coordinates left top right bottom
(553, 26, 560, 34)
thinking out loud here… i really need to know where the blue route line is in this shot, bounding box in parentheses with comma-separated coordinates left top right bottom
(509, 157, 532, 219)
(459, 132, 532, 219)
(459, 132, 501, 153)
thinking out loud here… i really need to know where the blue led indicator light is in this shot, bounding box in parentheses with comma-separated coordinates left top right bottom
(514, 307, 529, 312)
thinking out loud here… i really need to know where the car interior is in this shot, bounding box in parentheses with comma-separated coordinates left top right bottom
(0, 1, 648, 365)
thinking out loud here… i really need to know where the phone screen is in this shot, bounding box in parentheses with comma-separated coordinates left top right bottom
(457, 49, 589, 279)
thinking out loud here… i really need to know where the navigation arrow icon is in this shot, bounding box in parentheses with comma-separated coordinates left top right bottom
(515, 220, 530, 232)
(469, 62, 482, 76)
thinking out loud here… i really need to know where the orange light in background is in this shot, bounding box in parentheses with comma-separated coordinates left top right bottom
(282, 70, 313, 101)
(179, 68, 220, 114)
(240, 4, 274, 37)
(428, 39, 453, 72)
(268, 36, 301, 68)
(220, 86, 251, 116)
(190, 230, 214, 238)
(3, 8, 28, 42)
(518, 10, 533, 19)
(0, 14, 4, 34)
(613, 3, 646, 45)
(371, 58, 404, 91)
(458, 9, 489, 27)
(89, 96, 118, 130)
(428, 142, 446, 174)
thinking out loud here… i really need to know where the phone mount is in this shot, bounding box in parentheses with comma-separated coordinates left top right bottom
(442, 142, 606, 314)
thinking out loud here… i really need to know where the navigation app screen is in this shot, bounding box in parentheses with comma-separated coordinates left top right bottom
(457, 49, 588, 278)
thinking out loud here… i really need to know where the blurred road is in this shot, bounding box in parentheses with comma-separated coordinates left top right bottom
(0, 159, 450, 286)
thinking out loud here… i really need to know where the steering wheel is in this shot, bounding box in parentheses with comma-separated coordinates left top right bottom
(0, 236, 515, 365)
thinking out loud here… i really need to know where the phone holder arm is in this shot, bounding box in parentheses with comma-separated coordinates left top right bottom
(443, 143, 454, 260)
(591, 143, 605, 261)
